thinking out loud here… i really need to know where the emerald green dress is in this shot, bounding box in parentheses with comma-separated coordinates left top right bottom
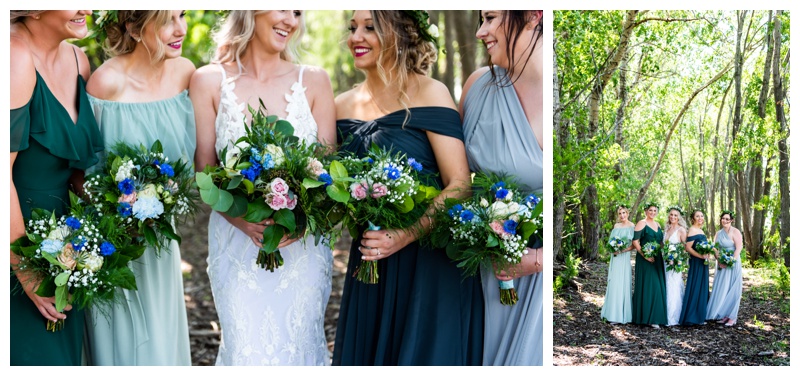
(631, 225, 668, 325)
(10, 71, 104, 365)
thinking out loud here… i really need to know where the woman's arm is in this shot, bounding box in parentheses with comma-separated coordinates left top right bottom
(305, 67, 337, 151)
(684, 230, 703, 258)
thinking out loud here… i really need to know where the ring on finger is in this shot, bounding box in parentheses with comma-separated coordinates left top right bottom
(376, 248, 381, 256)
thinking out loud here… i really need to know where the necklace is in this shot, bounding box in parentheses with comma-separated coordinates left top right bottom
(364, 83, 393, 116)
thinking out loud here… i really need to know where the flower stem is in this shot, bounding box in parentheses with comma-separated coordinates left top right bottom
(46, 318, 65, 332)
(256, 250, 284, 272)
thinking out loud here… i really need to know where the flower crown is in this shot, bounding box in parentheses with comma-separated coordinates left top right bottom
(90, 10, 119, 44)
(721, 210, 736, 219)
(666, 205, 684, 216)
(403, 10, 440, 50)
(642, 201, 659, 211)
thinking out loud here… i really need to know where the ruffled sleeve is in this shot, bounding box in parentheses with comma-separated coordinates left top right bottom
(633, 229, 643, 241)
(10, 101, 31, 152)
(28, 73, 103, 170)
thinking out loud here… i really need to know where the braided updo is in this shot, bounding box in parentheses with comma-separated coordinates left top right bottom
(103, 10, 172, 63)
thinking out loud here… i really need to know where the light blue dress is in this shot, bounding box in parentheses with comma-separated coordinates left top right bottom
(706, 229, 742, 323)
(463, 67, 543, 366)
(601, 226, 634, 324)
(84, 91, 195, 365)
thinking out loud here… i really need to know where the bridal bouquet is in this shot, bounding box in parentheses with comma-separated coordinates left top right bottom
(427, 173, 543, 305)
(607, 236, 628, 255)
(10, 193, 144, 331)
(693, 240, 715, 265)
(716, 244, 736, 268)
(641, 241, 660, 260)
(196, 105, 340, 272)
(83, 140, 197, 255)
(335, 145, 440, 284)
(662, 242, 688, 273)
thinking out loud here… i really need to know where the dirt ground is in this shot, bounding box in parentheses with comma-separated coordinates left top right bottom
(177, 205, 350, 366)
(553, 257, 790, 366)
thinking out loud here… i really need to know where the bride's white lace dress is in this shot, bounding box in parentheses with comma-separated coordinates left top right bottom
(664, 229, 685, 326)
(207, 65, 333, 366)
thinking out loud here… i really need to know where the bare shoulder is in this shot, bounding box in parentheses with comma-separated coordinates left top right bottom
(463, 66, 490, 96)
(174, 57, 196, 78)
(634, 220, 646, 231)
(301, 65, 333, 95)
(9, 36, 35, 108)
(414, 75, 456, 110)
(678, 227, 687, 235)
(68, 43, 92, 81)
(334, 87, 359, 119)
(85, 57, 127, 100)
(190, 63, 224, 92)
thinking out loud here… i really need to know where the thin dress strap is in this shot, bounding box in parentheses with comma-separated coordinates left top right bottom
(297, 65, 305, 85)
(72, 45, 80, 74)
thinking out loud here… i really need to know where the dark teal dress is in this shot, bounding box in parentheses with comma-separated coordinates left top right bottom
(332, 107, 484, 366)
(10, 71, 104, 365)
(632, 225, 668, 325)
(680, 234, 710, 325)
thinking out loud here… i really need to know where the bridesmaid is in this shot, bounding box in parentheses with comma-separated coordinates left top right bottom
(600, 205, 635, 325)
(460, 10, 543, 365)
(83, 10, 194, 365)
(707, 210, 744, 327)
(332, 10, 484, 366)
(663, 206, 687, 326)
(631, 202, 668, 328)
(679, 209, 710, 326)
(10, 10, 103, 365)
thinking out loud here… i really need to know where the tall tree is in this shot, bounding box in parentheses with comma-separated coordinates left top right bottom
(772, 10, 790, 267)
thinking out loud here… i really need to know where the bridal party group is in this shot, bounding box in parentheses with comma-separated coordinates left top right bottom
(601, 203, 744, 328)
(9, 10, 543, 366)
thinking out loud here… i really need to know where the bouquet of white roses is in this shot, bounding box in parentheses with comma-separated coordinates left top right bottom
(10, 193, 144, 331)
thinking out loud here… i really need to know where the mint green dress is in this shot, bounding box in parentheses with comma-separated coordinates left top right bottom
(601, 226, 634, 323)
(83, 91, 195, 365)
(11, 71, 104, 366)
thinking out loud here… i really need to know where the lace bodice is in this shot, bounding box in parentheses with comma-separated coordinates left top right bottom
(214, 64, 318, 154)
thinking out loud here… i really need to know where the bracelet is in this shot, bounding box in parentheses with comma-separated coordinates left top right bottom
(534, 248, 541, 267)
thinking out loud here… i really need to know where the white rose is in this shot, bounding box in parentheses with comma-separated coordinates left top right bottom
(265, 144, 285, 166)
(138, 184, 158, 199)
(427, 24, 439, 39)
(81, 253, 104, 272)
(480, 197, 489, 208)
(47, 225, 71, 241)
(114, 160, 136, 182)
(489, 201, 512, 218)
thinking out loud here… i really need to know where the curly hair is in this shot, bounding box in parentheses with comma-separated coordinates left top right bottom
(101, 11, 173, 64)
(481, 10, 542, 87)
(369, 10, 438, 119)
(212, 10, 305, 76)
(665, 208, 688, 233)
(10, 10, 45, 24)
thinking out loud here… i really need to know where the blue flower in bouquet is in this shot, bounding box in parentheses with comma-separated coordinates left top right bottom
(503, 219, 518, 234)
(495, 188, 509, 200)
(118, 202, 133, 217)
(260, 154, 275, 170)
(72, 238, 86, 251)
(100, 241, 117, 256)
(159, 163, 175, 177)
(525, 194, 540, 207)
(118, 178, 135, 195)
(448, 203, 464, 218)
(40, 239, 64, 255)
(384, 164, 401, 180)
(318, 173, 333, 187)
(132, 196, 165, 220)
(365, 157, 374, 164)
(65, 216, 81, 230)
(407, 158, 423, 172)
(491, 181, 506, 192)
(459, 209, 475, 223)
(242, 164, 262, 182)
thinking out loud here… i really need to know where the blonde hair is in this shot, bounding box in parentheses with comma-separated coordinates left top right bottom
(615, 206, 629, 222)
(369, 11, 438, 118)
(665, 209, 688, 233)
(212, 10, 305, 77)
(10, 10, 45, 23)
(103, 10, 173, 64)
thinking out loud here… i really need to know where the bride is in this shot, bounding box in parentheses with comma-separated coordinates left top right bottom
(663, 206, 687, 326)
(190, 10, 336, 365)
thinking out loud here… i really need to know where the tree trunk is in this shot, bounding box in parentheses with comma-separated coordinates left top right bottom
(452, 10, 477, 92)
(429, 10, 442, 82)
(757, 10, 773, 119)
(772, 10, 790, 267)
(708, 80, 732, 235)
(553, 43, 567, 262)
(732, 11, 755, 260)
